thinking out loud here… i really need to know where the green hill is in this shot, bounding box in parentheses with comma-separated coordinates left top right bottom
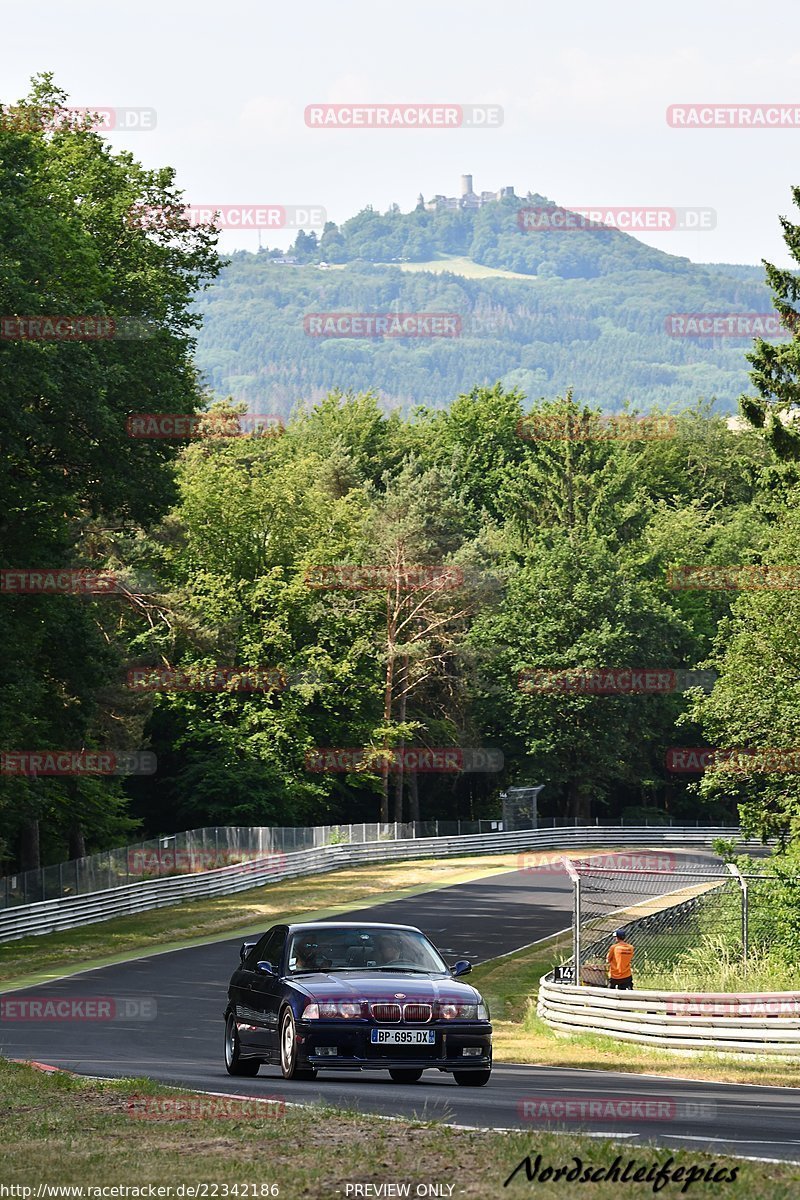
(193, 194, 772, 414)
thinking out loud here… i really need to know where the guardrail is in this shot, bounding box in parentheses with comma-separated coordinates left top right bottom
(0, 825, 743, 944)
(538, 975, 800, 1056)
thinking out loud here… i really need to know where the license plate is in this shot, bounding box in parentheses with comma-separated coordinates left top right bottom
(370, 1028, 436, 1045)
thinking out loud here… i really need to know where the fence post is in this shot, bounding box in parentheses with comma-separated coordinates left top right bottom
(726, 863, 748, 964)
(561, 857, 581, 984)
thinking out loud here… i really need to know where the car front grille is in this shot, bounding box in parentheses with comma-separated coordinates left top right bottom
(371, 1002, 401, 1022)
(369, 1001, 432, 1022)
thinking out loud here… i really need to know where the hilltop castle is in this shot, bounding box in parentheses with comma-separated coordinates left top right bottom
(417, 175, 539, 212)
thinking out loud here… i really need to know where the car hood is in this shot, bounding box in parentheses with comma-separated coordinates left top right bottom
(290, 973, 481, 1004)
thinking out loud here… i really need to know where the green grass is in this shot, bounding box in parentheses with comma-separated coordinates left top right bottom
(1, 1059, 796, 1198)
(635, 937, 800, 993)
(386, 253, 538, 280)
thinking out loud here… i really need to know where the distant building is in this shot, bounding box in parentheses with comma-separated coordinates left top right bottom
(423, 176, 521, 213)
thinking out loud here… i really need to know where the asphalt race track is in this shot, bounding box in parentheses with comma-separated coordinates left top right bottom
(3, 852, 800, 1162)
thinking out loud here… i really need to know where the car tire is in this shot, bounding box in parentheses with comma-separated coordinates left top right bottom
(279, 1008, 317, 1081)
(224, 1013, 261, 1076)
(388, 1068, 424, 1083)
(453, 1069, 491, 1087)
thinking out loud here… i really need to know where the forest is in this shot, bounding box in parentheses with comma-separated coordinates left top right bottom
(4, 78, 800, 875)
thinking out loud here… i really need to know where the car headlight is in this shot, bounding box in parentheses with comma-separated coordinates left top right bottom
(301, 1001, 361, 1020)
(440, 1003, 478, 1020)
(439, 1001, 490, 1021)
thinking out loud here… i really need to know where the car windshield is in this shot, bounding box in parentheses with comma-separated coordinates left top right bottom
(287, 927, 448, 974)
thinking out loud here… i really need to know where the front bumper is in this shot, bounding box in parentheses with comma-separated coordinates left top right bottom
(296, 1020, 493, 1071)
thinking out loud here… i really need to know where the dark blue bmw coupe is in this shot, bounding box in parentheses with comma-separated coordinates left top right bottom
(224, 921, 492, 1085)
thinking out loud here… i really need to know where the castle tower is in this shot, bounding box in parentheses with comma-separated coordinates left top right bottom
(461, 174, 474, 196)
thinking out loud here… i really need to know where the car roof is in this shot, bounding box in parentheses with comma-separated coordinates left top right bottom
(286, 921, 422, 934)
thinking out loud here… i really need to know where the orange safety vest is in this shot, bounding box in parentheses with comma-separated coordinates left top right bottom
(607, 940, 634, 979)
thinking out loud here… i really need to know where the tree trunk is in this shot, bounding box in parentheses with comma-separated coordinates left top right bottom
(68, 824, 86, 860)
(19, 818, 40, 871)
(380, 641, 394, 824)
(408, 768, 420, 824)
(566, 778, 591, 823)
(392, 656, 408, 823)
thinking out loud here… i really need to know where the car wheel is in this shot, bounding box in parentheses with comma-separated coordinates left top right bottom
(453, 1068, 491, 1087)
(279, 1008, 317, 1081)
(224, 1013, 261, 1076)
(388, 1068, 423, 1083)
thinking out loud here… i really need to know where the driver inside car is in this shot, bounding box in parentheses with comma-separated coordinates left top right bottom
(292, 940, 331, 971)
(376, 932, 406, 965)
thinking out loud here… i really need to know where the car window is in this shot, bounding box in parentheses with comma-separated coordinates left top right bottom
(259, 927, 286, 972)
(287, 928, 447, 973)
(244, 932, 272, 969)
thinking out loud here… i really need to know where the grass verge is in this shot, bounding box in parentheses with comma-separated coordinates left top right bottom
(0, 851, 539, 990)
(1, 1059, 796, 1198)
(472, 937, 800, 1089)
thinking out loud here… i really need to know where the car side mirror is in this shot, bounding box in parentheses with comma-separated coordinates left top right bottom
(451, 960, 472, 977)
(240, 941, 257, 963)
(256, 960, 276, 975)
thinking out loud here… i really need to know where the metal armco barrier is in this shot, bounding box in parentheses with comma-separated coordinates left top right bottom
(538, 976, 800, 1056)
(0, 826, 743, 944)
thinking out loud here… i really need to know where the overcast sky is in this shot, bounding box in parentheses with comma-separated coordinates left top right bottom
(4, 0, 800, 265)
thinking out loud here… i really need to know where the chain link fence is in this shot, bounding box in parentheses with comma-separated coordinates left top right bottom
(555, 852, 790, 986)
(0, 816, 738, 910)
(0, 819, 508, 908)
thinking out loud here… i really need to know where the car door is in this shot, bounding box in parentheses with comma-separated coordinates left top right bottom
(240, 926, 287, 1058)
(232, 931, 273, 1056)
